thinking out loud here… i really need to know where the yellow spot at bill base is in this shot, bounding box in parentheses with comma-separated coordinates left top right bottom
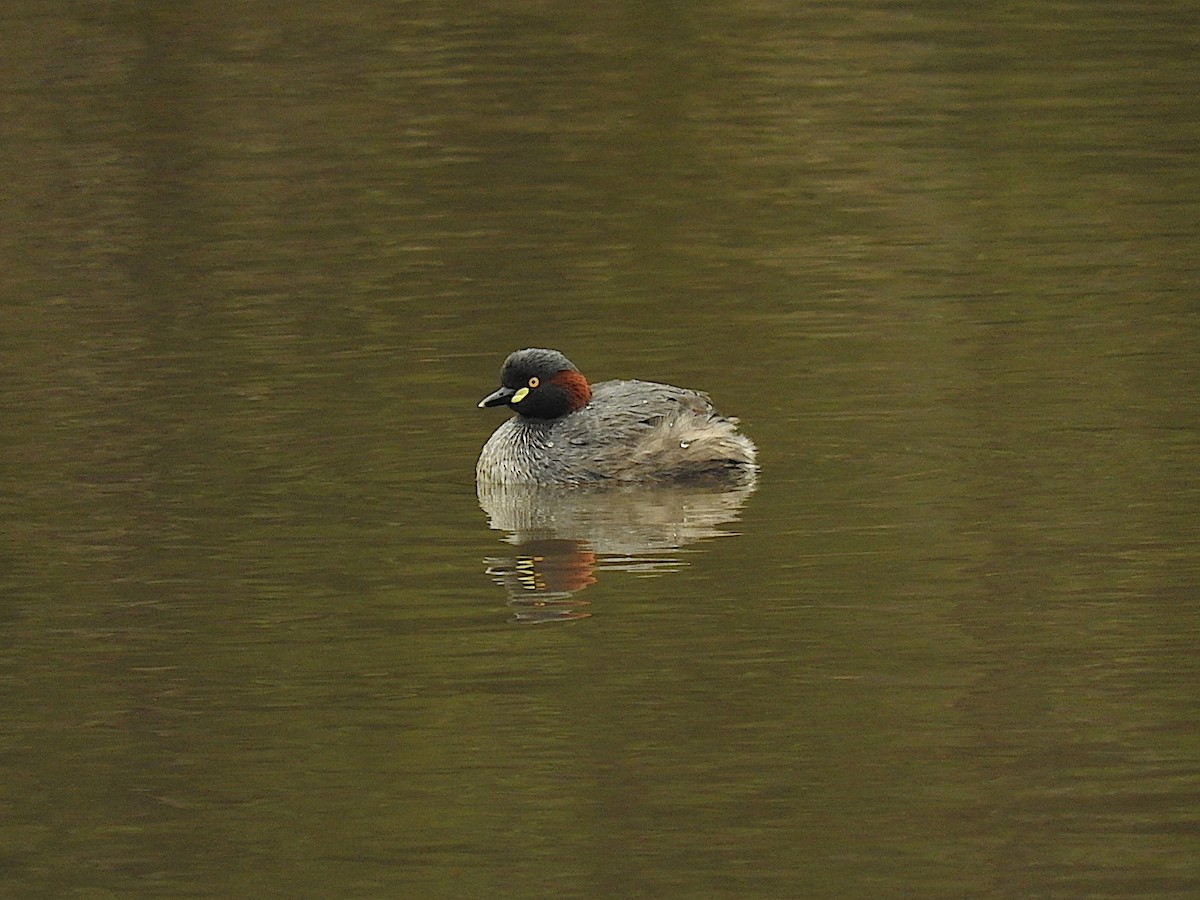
(512, 387, 529, 403)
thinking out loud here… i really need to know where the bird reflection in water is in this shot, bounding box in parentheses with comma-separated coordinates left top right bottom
(478, 481, 756, 623)
(484, 539, 597, 623)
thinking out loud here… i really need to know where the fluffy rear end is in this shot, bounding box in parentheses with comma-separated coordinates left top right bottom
(621, 410, 757, 483)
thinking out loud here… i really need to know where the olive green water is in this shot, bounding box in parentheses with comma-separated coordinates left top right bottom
(3, 2, 1199, 897)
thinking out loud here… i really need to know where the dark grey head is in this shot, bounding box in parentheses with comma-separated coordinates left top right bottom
(478, 348, 592, 420)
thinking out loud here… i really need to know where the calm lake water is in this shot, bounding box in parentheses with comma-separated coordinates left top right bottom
(3, 2, 1199, 897)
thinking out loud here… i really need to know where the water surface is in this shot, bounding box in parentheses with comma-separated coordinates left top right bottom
(2, 1, 1198, 897)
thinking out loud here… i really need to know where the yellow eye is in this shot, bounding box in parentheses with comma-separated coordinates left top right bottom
(528, 376, 540, 388)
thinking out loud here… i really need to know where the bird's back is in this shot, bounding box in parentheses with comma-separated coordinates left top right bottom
(541, 379, 757, 484)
